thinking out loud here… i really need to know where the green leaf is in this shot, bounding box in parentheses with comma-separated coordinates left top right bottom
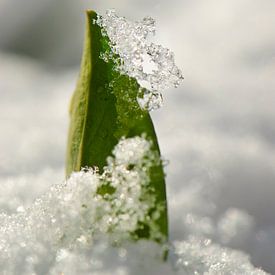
(66, 10, 168, 243)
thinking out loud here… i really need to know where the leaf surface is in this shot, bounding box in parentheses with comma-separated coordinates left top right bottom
(66, 10, 168, 242)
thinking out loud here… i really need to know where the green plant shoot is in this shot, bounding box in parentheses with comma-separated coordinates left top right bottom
(66, 10, 168, 243)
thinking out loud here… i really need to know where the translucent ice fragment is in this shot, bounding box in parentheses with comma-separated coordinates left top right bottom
(111, 136, 152, 165)
(137, 89, 163, 111)
(96, 10, 183, 111)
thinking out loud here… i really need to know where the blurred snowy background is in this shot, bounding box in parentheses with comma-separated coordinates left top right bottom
(0, 0, 275, 273)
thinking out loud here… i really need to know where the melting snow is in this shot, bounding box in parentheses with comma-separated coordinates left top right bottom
(96, 10, 183, 111)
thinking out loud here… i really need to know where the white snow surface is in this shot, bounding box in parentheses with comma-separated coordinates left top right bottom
(0, 138, 267, 274)
(0, 0, 275, 274)
(0, 54, 270, 274)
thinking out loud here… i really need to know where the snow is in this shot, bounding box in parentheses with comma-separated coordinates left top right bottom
(0, 140, 267, 274)
(96, 10, 183, 111)
(0, 68, 269, 272)
(0, 137, 167, 274)
(0, 0, 275, 274)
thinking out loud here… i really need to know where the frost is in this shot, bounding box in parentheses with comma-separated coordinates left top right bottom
(137, 89, 163, 111)
(96, 10, 183, 111)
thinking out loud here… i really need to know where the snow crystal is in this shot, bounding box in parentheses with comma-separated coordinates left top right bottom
(173, 236, 267, 275)
(0, 136, 268, 274)
(96, 10, 183, 111)
(0, 137, 165, 273)
(111, 136, 153, 165)
(137, 89, 163, 111)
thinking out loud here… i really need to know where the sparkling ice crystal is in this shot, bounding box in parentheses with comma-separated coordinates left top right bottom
(0, 137, 267, 274)
(96, 10, 183, 111)
(0, 137, 162, 273)
(0, 9, 268, 275)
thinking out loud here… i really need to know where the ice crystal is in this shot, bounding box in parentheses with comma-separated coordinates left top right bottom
(0, 137, 165, 273)
(137, 89, 163, 111)
(0, 136, 268, 274)
(96, 10, 183, 111)
(174, 236, 266, 275)
(173, 236, 267, 275)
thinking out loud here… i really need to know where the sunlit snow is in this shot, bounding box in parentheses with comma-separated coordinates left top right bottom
(96, 10, 183, 111)
(0, 137, 267, 274)
(0, 5, 273, 274)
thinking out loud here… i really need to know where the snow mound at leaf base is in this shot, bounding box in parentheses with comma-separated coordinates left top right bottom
(0, 137, 267, 274)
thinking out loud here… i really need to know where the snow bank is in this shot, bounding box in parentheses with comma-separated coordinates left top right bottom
(1, 2, 275, 273)
(0, 137, 267, 274)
